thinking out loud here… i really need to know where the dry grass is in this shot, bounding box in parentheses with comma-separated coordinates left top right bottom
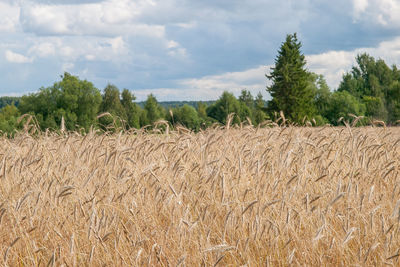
(0, 125, 400, 266)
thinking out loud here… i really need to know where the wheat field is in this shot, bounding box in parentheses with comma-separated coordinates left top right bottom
(0, 126, 399, 266)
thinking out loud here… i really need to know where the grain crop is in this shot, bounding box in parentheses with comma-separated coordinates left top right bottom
(0, 125, 399, 266)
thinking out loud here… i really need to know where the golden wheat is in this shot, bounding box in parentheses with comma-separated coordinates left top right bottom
(0, 126, 399, 266)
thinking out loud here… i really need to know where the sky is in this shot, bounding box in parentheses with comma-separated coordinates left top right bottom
(1, 0, 400, 101)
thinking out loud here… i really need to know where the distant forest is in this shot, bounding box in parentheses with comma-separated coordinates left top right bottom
(0, 98, 216, 115)
(1, 33, 400, 135)
(0, 97, 20, 109)
(137, 101, 217, 110)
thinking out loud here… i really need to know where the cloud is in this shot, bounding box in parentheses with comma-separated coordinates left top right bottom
(353, 0, 369, 19)
(307, 51, 356, 90)
(0, 2, 19, 33)
(25, 0, 103, 4)
(0, 0, 400, 102)
(351, 0, 400, 28)
(180, 65, 269, 96)
(132, 65, 270, 101)
(19, 0, 165, 38)
(307, 36, 400, 90)
(28, 42, 56, 57)
(62, 62, 74, 72)
(139, 36, 400, 101)
(5, 50, 33, 63)
(24, 36, 130, 63)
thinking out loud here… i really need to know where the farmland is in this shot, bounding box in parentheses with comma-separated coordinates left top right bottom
(0, 126, 399, 266)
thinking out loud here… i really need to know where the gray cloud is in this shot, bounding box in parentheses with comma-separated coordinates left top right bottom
(0, 0, 400, 101)
(23, 0, 103, 4)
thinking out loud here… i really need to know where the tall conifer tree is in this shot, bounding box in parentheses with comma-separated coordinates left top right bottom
(267, 33, 315, 123)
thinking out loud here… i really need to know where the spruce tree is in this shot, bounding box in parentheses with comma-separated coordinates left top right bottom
(267, 33, 315, 123)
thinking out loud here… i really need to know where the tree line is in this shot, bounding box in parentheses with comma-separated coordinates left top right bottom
(0, 75, 268, 134)
(266, 33, 400, 126)
(1, 33, 400, 135)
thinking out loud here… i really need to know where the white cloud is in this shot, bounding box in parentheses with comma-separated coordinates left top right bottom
(145, 65, 270, 100)
(5, 50, 33, 63)
(62, 62, 74, 71)
(85, 54, 96, 61)
(166, 40, 187, 57)
(130, 65, 269, 101)
(175, 38, 400, 99)
(167, 48, 187, 57)
(129, 24, 165, 38)
(307, 51, 356, 90)
(0, 2, 19, 32)
(60, 45, 74, 58)
(352, 0, 400, 27)
(1, 0, 400, 100)
(19, 0, 165, 38)
(109, 36, 126, 52)
(167, 40, 179, 49)
(28, 42, 56, 57)
(139, 36, 400, 101)
(101, 0, 140, 24)
(362, 37, 400, 64)
(173, 22, 197, 29)
(23, 35, 130, 63)
(20, 4, 70, 34)
(307, 37, 400, 90)
(353, 0, 369, 18)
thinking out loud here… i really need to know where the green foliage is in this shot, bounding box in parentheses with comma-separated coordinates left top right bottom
(238, 90, 254, 108)
(101, 84, 126, 117)
(19, 72, 102, 131)
(313, 114, 329, 126)
(99, 84, 127, 129)
(98, 86, 142, 130)
(0, 104, 20, 135)
(308, 73, 331, 123)
(387, 81, 400, 123)
(0, 97, 20, 109)
(206, 91, 242, 124)
(121, 89, 141, 129)
(138, 100, 215, 110)
(196, 102, 215, 128)
(142, 94, 165, 126)
(325, 91, 365, 125)
(19, 87, 55, 129)
(363, 96, 387, 120)
(238, 90, 269, 125)
(167, 104, 201, 130)
(60, 73, 102, 130)
(197, 102, 208, 120)
(238, 89, 255, 124)
(267, 33, 316, 123)
(238, 102, 252, 122)
(253, 92, 268, 125)
(8, 49, 400, 133)
(337, 53, 400, 123)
